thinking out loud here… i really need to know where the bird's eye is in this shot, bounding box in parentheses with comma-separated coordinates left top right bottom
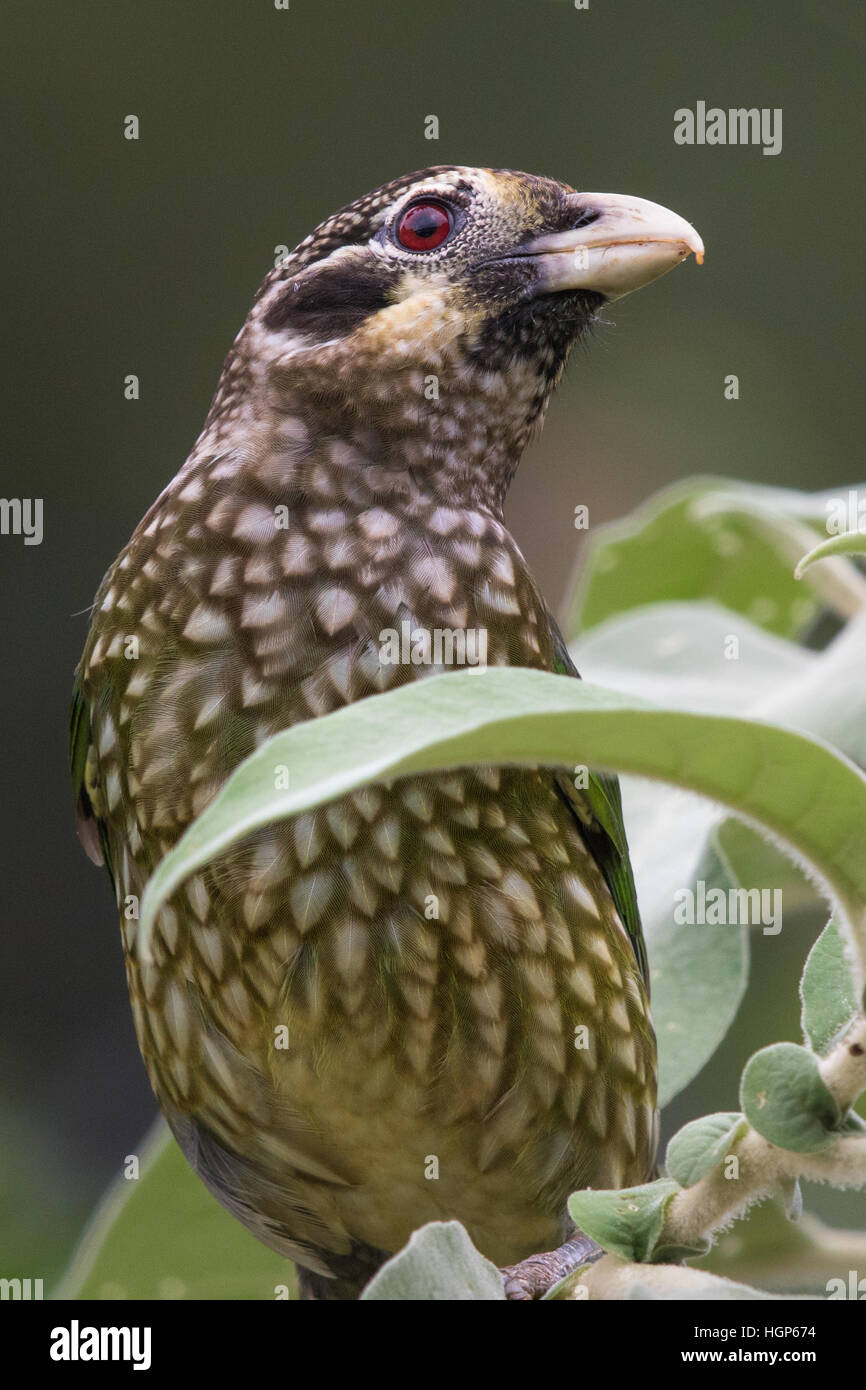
(396, 200, 454, 251)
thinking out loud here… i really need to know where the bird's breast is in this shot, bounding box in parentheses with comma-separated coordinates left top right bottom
(82, 444, 656, 1266)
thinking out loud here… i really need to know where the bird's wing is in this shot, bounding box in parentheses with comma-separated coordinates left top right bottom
(546, 615, 649, 992)
(70, 671, 115, 883)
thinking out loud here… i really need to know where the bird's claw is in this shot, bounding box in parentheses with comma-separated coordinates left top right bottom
(501, 1233, 604, 1300)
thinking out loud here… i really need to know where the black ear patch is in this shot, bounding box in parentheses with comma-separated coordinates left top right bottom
(264, 258, 395, 339)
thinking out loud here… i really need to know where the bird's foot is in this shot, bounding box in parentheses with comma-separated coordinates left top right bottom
(501, 1232, 604, 1300)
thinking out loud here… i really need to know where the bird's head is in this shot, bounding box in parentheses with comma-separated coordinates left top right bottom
(211, 166, 703, 506)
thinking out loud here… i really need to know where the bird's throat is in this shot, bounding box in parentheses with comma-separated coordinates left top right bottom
(202, 315, 566, 516)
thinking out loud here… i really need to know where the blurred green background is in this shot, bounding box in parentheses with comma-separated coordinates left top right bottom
(2, 0, 864, 1286)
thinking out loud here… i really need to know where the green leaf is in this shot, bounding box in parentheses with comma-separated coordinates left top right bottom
(573, 599, 814, 714)
(575, 600, 866, 1101)
(574, 599, 866, 781)
(740, 1044, 841, 1154)
(567, 1180, 705, 1263)
(767, 609, 866, 771)
(574, 599, 866, 796)
(137, 667, 866, 976)
(800, 918, 860, 1056)
(713, 819, 813, 916)
(795, 529, 866, 578)
(666, 1112, 748, 1188)
(359, 1222, 505, 1300)
(55, 1123, 294, 1300)
(644, 832, 749, 1108)
(566, 478, 826, 641)
(692, 491, 866, 621)
(574, 602, 807, 1104)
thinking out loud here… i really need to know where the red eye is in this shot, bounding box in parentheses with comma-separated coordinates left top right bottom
(396, 200, 454, 251)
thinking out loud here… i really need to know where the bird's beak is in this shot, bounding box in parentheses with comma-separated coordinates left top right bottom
(524, 192, 704, 301)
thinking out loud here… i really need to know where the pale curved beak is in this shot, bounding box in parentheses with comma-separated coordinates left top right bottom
(524, 192, 705, 301)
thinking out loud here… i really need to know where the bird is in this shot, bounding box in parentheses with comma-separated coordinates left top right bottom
(71, 165, 703, 1299)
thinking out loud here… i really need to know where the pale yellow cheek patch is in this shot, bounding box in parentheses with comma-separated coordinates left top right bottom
(350, 278, 480, 357)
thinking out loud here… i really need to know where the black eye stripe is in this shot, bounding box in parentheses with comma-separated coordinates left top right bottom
(263, 260, 393, 337)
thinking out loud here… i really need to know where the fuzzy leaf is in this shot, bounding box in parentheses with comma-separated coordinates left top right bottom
(800, 917, 860, 1056)
(740, 1043, 841, 1154)
(138, 669, 866, 982)
(360, 1222, 505, 1300)
(568, 1180, 686, 1263)
(575, 601, 866, 1103)
(795, 529, 866, 577)
(665, 1112, 748, 1188)
(567, 477, 834, 641)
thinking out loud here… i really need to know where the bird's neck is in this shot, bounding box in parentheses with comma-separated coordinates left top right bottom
(199, 324, 561, 516)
